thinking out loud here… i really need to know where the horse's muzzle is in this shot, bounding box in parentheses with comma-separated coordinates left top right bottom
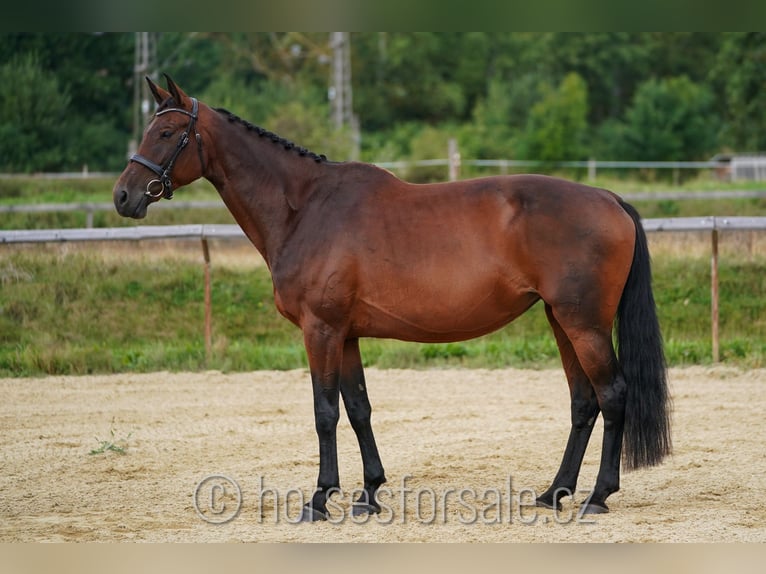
(114, 188, 148, 219)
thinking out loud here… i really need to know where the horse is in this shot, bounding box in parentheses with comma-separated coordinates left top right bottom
(113, 75, 671, 521)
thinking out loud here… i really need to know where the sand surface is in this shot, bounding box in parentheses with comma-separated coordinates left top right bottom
(1, 366, 764, 542)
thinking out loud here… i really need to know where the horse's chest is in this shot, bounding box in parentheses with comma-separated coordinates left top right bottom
(273, 287, 300, 327)
(272, 267, 355, 330)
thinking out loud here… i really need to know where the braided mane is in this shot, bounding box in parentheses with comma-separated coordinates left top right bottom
(215, 107, 327, 163)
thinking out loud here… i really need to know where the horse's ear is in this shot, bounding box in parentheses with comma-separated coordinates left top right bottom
(164, 73, 190, 109)
(146, 76, 169, 105)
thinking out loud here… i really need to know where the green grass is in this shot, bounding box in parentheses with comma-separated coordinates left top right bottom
(1, 249, 764, 377)
(89, 425, 133, 456)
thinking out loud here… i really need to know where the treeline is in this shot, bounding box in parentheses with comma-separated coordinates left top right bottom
(1, 32, 764, 173)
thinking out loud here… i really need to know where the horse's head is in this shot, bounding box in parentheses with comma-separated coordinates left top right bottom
(113, 75, 206, 219)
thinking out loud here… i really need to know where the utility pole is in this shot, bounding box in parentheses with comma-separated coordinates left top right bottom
(330, 32, 351, 130)
(129, 32, 158, 158)
(329, 32, 359, 159)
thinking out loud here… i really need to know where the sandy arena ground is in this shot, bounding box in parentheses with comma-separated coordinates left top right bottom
(1, 366, 765, 542)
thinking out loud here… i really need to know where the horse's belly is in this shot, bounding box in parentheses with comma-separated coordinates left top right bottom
(352, 282, 538, 343)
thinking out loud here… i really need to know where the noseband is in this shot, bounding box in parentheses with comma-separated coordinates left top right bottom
(130, 97, 204, 200)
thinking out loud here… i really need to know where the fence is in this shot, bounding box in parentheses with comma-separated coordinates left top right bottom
(3, 217, 766, 363)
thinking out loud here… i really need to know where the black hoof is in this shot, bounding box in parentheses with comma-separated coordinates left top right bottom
(578, 502, 609, 516)
(352, 502, 380, 517)
(299, 505, 328, 522)
(535, 498, 562, 512)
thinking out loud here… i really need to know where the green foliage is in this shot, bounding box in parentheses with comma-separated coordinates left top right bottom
(538, 33, 652, 125)
(421, 343, 470, 361)
(517, 72, 589, 162)
(460, 76, 519, 160)
(0, 53, 71, 172)
(264, 100, 355, 161)
(405, 125, 457, 182)
(0, 33, 133, 172)
(354, 33, 475, 129)
(89, 425, 133, 456)
(0, 32, 764, 171)
(711, 32, 766, 151)
(621, 76, 718, 161)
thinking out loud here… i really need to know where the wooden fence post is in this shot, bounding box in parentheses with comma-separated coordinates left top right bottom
(201, 237, 212, 362)
(711, 228, 720, 363)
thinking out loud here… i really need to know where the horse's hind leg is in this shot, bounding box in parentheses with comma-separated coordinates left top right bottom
(339, 338, 387, 516)
(536, 303, 601, 511)
(546, 303, 627, 515)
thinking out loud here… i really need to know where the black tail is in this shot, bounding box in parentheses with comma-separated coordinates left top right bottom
(616, 200, 672, 470)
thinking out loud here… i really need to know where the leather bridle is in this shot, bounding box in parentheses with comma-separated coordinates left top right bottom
(129, 97, 204, 200)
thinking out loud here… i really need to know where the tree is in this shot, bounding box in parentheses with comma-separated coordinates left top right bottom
(545, 33, 652, 124)
(462, 78, 514, 160)
(518, 73, 589, 161)
(0, 33, 761, 172)
(353, 33, 475, 129)
(0, 33, 134, 171)
(711, 32, 766, 151)
(0, 53, 71, 172)
(621, 76, 718, 161)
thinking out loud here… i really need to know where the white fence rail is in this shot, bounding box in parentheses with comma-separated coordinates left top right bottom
(0, 224, 245, 244)
(3, 217, 766, 364)
(3, 218, 766, 245)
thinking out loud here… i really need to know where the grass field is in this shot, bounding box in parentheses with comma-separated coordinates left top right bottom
(1, 174, 765, 375)
(1, 236, 764, 376)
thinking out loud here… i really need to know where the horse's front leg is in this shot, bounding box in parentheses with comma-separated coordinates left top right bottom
(339, 338, 387, 516)
(300, 318, 344, 522)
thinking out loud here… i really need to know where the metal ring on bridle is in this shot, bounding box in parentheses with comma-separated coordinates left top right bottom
(146, 179, 166, 198)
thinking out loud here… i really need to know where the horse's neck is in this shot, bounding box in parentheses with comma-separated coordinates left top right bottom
(204, 120, 322, 265)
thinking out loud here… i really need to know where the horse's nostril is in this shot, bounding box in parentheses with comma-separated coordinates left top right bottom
(118, 190, 129, 206)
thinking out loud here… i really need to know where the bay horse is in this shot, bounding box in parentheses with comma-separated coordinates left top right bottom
(113, 75, 671, 520)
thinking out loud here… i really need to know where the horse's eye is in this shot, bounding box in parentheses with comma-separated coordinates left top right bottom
(160, 130, 173, 139)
